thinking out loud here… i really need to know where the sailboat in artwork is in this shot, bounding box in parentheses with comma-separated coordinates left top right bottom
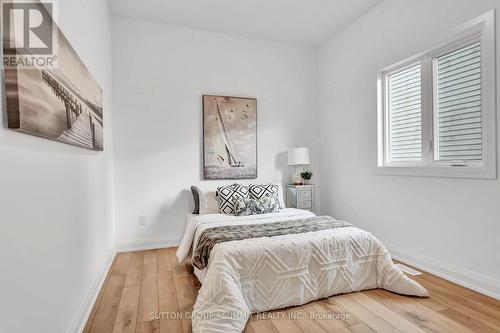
(214, 98, 245, 168)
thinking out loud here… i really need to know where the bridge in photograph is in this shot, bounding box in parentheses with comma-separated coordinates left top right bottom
(41, 69, 99, 149)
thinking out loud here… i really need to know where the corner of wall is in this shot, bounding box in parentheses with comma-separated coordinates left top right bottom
(65, 248, 116, 333)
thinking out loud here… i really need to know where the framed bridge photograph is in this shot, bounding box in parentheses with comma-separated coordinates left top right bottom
(203, 95, 257, 180)
(3, 1, 103, 151)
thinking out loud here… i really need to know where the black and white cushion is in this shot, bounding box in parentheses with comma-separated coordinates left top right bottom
(216, 184, 249, 214)
(233, 196, 281, 216)
(248, 184, 279, 200)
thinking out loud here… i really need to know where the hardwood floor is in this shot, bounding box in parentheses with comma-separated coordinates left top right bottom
(84, 248, 500, 333)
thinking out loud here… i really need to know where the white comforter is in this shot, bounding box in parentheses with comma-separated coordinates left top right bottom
(177, 209, 428, 333)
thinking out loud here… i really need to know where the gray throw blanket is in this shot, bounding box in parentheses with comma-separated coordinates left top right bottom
(192, 216, 353, 270)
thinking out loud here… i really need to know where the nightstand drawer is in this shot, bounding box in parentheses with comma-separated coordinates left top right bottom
(298, 189, 312, 201)
(297, 200, 312, 209)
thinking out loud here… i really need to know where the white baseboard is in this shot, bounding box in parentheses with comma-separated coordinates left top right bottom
(66, 248, 116, 333)
(116, 235, 182, 253)
(387, 243, 500, 300)
(64, 235, 180, 333)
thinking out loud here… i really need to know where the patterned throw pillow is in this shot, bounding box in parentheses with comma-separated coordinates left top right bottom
(248, 184, 280, 200)
(233, 196, 281, 216)
(216, 184, 249, 215)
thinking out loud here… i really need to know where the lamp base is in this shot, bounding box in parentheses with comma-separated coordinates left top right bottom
(291, 166, 304, 185)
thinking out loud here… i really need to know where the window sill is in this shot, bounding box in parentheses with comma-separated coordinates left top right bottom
(373, 165, 496, 180)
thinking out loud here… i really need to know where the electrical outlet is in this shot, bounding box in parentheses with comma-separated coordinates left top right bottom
(138, 216, 146, 225)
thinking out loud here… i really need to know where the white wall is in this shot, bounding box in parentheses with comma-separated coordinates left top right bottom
(0, 0, 115, 332)
(318, 0, 500, 298)
(112, 17, 318, 249)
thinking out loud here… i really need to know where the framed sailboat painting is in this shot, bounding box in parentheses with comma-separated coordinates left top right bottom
(203, 95, 257, 179)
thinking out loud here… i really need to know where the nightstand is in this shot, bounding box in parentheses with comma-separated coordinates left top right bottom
(286, 185, 315, 213)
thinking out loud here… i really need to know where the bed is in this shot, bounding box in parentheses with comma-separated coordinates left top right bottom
(176, 208, 428, 333)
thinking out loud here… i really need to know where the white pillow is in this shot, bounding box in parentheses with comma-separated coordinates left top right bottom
(198, 187, 219, 215)
(273, 182, 286, 209)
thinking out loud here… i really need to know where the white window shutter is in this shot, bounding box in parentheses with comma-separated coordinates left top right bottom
(388, 64, 422, 162)
(436, 42, 482, 161)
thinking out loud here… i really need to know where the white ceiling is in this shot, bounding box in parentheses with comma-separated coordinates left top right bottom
(108, 0, 382, 46)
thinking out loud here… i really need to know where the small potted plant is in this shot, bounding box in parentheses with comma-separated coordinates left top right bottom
(300, 170, 313, 185)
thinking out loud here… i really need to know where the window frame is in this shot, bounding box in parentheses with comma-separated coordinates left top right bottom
(376, 10, 496, 179)
(431, 36, 482, 166)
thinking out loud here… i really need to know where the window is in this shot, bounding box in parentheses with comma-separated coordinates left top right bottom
(377, 10, 496, 179)
(387, 64, 422, 162)
(435, 42, 482, 161)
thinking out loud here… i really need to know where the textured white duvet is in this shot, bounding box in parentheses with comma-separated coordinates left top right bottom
(177, 209, 428, 333)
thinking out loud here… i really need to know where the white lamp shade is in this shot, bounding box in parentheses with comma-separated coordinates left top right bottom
(288, 147, 310, 165)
